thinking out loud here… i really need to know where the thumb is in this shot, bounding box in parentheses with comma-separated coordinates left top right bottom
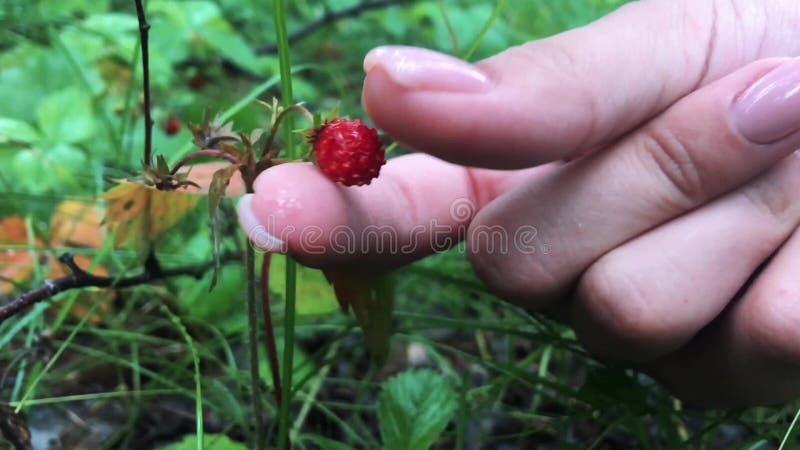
(362, 1, 797, 168)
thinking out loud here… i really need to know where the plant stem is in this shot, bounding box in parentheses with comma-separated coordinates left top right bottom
(273, 0, 297, 448)
(245, 244, 265, 450)
(260, 253, 282, 406)
(0, 252, 240, 325)
(170, 149, 241, 175)
(133, 0, 153, 166)
(159, 303, 204, 450)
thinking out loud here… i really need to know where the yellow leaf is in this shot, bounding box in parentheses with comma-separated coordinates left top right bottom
(102, 181, 201, 254)
(50, 200, 104, 248)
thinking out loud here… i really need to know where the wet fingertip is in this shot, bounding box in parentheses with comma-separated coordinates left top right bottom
(237, 194, 287, 253)
(362, 45, 492, 93)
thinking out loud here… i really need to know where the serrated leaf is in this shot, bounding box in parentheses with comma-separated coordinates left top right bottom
(0, 117, 40, 144)
(324, 269, 394, 365)
(377, 370, 457, 450)
(35, 87, 94, 144)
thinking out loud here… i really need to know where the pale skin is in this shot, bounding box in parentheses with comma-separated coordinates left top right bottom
(239, 0, 800, 407)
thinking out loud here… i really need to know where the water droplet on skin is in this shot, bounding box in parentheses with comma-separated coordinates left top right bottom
(271, 188, 303, 220)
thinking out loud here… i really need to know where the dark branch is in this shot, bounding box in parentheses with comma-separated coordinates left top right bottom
(0, 252, 240, 325)
(134, 0, 153, 166)
(257, 0, 408, 54)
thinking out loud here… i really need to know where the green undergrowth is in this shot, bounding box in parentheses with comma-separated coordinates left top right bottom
(1, 1, 799, 449)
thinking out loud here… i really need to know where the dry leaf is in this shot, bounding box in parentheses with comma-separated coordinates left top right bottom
(50, 200, 104, 248)
(102, 181, 201, 255)
(0, 216, 41, 295)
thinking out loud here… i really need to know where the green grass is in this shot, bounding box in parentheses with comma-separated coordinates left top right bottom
(1, 0, 800, 449)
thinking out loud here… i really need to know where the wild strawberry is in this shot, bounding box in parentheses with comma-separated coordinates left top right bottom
(309, 118, 386, 186)
(187, 74, 206, 91)
(163, 116, 181, 135)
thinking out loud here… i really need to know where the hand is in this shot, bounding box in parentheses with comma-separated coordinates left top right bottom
(239, 0, 800, 407)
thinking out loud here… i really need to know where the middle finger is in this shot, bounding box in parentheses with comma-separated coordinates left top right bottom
(467, 57, 800, 309)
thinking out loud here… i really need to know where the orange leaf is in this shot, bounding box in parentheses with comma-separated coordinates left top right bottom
(0, 216, 41, 295)
(50, 200, 104, 248)
(102, 181, 201, 255)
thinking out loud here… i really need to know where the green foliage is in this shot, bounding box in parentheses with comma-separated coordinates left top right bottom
(377, 369, 458, 450)
(37, 88, 94, 144)
(3, 0, 800, 449)
(0, 118, 40, 144)
(269, 254, 339, 316)
(157, 434, 248, 450)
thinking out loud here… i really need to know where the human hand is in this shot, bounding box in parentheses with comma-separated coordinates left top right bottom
(239, 0, 800, 406)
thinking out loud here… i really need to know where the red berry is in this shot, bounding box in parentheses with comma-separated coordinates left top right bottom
(187, 74, 206, 91)
(163, 116, 181, 135)
(310, 118, 386, 186)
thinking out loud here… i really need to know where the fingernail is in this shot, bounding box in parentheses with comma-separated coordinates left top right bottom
(733, 58, 800, 144)
(237, 194, 286, 253)
(363, 46, 492, 93)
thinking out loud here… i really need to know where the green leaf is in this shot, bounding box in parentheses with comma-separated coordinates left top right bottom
(35, 88, 94, 144)
(0, 118, 40, 144)
(377, 370, 458, 450)
(269, 255, 339, 316)
(11, 149, 45, 193)
(156, 154, 170, 174)
(208, 164, 239, 289)
(156, 434, 248, 450)
(299, 434, 352, 450)
(324, 270, 394, 365)
(200, 27, 268, 76)
(45, 143, 88, 180)
(81, 13, 139, 40)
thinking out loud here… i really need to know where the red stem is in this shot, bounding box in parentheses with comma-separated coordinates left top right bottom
(170, 149, 240, 175)
(260, 253, 283, 407)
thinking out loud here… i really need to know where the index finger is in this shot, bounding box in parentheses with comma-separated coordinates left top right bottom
(237, 154, 555, 268)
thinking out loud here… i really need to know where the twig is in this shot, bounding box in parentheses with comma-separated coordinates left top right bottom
(257, 0, 408, 54)
(0, 252, 240, 325)
(134, 0, 153, 166)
